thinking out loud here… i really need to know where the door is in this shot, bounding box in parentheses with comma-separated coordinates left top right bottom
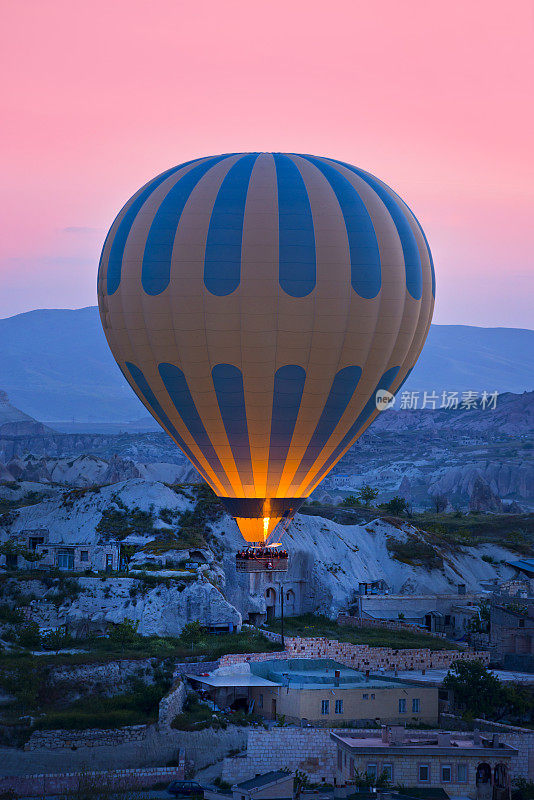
(271, 699, 277, 718)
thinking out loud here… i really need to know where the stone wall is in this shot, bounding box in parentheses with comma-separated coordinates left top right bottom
(0, 765, 185, 797)
(158, 681, 187, 730)
(222, 725, 533, 785)
(24, 724, 148, 751)
(219, 636, 489, 672)
(337, 613, 446, 634)
(50, 658, 157, 695)
(173, 659, 220, 678)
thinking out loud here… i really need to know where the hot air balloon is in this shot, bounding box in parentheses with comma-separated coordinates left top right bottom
(97, 153, 434, 565)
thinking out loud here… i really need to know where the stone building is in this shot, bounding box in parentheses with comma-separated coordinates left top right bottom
(230, 771, 293, 800)
(490, 601, 534, 672)
(2, 528, 121, 572)
(229, 549, 316, 624)
(349, 587, 484, 638)
(189, 658, 439, 726)
(332, 728, 517, 800)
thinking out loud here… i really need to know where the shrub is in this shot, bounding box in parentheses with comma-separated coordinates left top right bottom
(386, 535, 443, 570)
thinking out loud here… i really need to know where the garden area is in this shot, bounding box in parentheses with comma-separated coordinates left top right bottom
(0, 620, 282, 668)
(264, 613, 462, 650)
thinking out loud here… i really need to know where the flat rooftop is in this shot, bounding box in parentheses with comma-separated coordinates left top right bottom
(332, 733, 517, 754)
(395, 668, 534, 685)
(251, 658, 411, 690)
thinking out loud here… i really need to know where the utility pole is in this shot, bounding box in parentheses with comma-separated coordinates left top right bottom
(280, 585, 285, 649)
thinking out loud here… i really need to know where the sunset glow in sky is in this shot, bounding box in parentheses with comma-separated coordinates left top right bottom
(1, 0, 533, 326)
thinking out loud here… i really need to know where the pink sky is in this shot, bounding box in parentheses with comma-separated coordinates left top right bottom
(1, 0, 533, 326)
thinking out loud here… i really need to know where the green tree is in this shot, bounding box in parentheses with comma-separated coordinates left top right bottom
(358, 484, 379, 506)
(382, 496, 409, 516)
(444, 660, 505, 717)
(341, 495, 360, 508)
(107, 619, 140, 652)
(17, 621, 41, 649)
(180, 620, 207, 648)
(40, 627, 71, 654)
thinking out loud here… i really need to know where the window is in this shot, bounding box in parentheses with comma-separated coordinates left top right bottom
(382, 764, 393, 782)
(370, 693, 375, 700)
(457, 763, 468, 783)
(398, 698, 407, 713)
(366, 764, 377, 781)
(444, 614, 451, 625)
(321, 700, 329, 715)
(418, 765, 430, 783)
(337, 749, 343, 769)
(259, 694, 263, 709)
(80, 550, 89, 562)
(412, 698, 421, 713)
(335, 699, 343, 714)
(519, 619, 525, 628)
(441, 765, 452, 783)
(363, 693, 368, 699)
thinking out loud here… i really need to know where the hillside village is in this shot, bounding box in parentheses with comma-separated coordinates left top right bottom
(0, 389, 533, 799)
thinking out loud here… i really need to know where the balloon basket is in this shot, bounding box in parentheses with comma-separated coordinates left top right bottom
(235, 545, 289, 573)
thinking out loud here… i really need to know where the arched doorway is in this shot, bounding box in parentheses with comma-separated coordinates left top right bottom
(476, 763, 492, 800)
(265, 587, 276, 621)
(493, 763, 510, 800)
(286, 589, 296, 614)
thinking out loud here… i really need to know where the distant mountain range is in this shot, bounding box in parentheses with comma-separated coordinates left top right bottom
(0, 306, 532, 423)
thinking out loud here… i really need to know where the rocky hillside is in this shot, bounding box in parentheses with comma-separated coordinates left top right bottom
(0, 478, 525, 634)
(2, 392, 532, 512)
(0, 391, 54, 437)
(0, 452, 196, 487)
(319, 390, 534, 511)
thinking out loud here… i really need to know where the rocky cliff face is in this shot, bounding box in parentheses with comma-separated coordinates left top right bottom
(0, 477, 522, 633)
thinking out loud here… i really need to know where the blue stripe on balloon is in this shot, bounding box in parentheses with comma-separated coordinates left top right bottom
(300, 156, 381, 298)
(331, 160, 423, 300)
(411, 213, 435, 297)
(302, 366, 400, 494)
(158, 363, 233, 494)
(123, 361, 211, 483)
(268, 365, 307, 475)
(204, 154, 259, 296)
(142, 155, 231, 295)
(212, 364, 254, 487)
(274, 154, 316, 297)
(104, 159, 203, 295)
(292, 365, 362, 486)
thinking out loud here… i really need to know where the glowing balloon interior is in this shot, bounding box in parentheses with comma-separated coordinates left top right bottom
(98, 153, 434, 543)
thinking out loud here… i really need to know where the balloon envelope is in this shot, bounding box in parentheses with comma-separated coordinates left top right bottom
(98, 153, 434, 542)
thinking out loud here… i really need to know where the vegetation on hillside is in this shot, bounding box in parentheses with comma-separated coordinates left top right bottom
(264, 613, 461, 651)
(444, 660, 534, 727)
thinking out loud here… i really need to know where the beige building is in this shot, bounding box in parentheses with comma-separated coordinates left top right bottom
(189, 658, 438, 726)
(332, 728, 517, 800)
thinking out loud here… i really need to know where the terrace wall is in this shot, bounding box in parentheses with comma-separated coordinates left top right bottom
(0, 765, 185, 797)
(219, 635, 489, 672)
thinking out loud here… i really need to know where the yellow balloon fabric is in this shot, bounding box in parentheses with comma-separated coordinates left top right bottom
(98, 153, 435, 542)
